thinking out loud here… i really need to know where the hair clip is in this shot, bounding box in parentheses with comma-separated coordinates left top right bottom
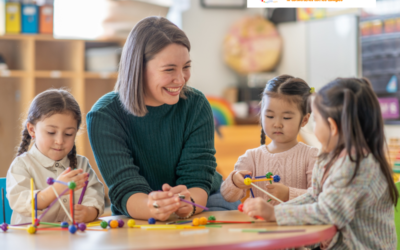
(310, 87, 315, 94)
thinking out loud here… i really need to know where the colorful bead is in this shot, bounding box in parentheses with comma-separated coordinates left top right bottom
(109, 220, 119, 228)
(27, 225, 36, 234)
(34, 219, 40, 226)
(273, 175, 281, 183)
(117, 219, 124, 228)
(244, 178, 252, 186)
(148, 218, 156, 224)
(199, 217, 208, 225)
(46, 177, 54, 185)
(244, 175, 251, 179)
(266, 172, 273, 179)
(208, 215, 216, 221)
(238, 204, 243, 212)
(100, 221, 108, 229)
(108, 220, 112, 226)
(78, 223, 86, 231)
(192, 218, 200, 226)
(61, 221, 69, 228)
(127, 219, 135, 228)
(68, 225, 77, 234)
(0, 223, 8, 232)
(68, 181, 76, 190)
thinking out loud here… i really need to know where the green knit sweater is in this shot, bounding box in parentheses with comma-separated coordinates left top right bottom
(86, 87, 222, 216)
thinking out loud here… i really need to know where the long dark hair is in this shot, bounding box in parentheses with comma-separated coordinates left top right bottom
(115, 16, 190, 117)
(260, 74, 312, 145)
(314, 77, 398, 205)
(17, 89, 82, 169)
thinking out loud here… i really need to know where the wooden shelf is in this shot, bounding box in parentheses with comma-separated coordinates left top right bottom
(0, 70, 27, 77)
(85, 72, 118, 79)
(0, 34, 125, 201)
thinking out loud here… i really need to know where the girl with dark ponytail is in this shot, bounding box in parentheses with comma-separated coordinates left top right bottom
(242, 77, 398, 249)
(221, 75, 318, 206)
(7, 89, 104, 225)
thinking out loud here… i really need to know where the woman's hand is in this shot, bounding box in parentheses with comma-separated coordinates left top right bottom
(265, 183, 289, 202)
(232, 170, 253, 189)
(147, 191, 180, 221)
(162, 184, 192, 218)
(242, 197, 276, 222)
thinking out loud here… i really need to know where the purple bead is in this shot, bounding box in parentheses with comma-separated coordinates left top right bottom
(273, 175, 281, 183)
(46, 177, 54, 185)
(148, 218, 156, 224)
(0, 223, 8, 232)
(68, 225, 77, 234)
(117, 219, 124, 228)
(78, 223, 86, 231)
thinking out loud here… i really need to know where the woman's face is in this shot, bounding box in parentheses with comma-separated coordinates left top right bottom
(143, 43, 191, 106)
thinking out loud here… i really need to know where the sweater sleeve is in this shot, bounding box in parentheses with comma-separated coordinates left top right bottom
(220, 149, 255, 202)
(275, 156, 374, 228)
(175, 95, 217, 196)
(288, 147, 319, 200)
(87, 109, 153, 217)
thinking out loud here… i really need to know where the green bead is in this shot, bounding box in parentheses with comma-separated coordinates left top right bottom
(266, 172, 273, 179)
(100, 221, 108, 229)
(208, 216, 216, 221)
(68, 181, 76, 190)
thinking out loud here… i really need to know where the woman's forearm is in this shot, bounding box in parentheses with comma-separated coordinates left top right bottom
(188, 187, 208, 214)
(126, 193, 152, 220)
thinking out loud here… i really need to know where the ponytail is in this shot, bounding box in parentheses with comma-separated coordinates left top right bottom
(68, 144, 77, 169)
(260, 126, 266, 145)
(17, 127, 32, 156)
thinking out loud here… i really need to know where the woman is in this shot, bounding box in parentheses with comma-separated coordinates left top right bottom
(87, 16, 239, 221)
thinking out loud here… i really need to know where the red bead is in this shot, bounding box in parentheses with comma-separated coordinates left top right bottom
(238, 204, 243, 212)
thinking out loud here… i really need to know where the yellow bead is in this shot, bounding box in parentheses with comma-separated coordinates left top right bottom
(199, 217, 208, 225)
(27, 225, 36, 234)
(110, 220, 119, 228)
(244, 178, 252, 186)
(192, 218, 200, 226)
(127, 219, 136, 228)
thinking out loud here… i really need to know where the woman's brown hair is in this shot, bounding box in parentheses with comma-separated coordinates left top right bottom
(115, 16, 191, 117)
(314, 77, 398, 205)
(260, 74, 312, 145)
(17, 89, 82, 169)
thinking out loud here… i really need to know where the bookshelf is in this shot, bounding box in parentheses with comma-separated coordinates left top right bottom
(0, 34, 124, 196)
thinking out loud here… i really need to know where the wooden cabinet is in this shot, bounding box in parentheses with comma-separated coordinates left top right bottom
(0, 34, 124, 197)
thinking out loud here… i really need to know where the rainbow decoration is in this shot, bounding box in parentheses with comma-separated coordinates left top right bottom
(206, 97, 235, 126)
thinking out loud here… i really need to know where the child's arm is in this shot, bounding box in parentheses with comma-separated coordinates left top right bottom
(220, 150, 255, 202)
(74, 157, 105, 223)
(274, 156, 374, 227)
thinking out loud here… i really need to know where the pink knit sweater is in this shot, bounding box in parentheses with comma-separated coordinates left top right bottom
(221, 142, 318, 205)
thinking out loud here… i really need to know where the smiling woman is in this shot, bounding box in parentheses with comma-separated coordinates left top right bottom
(87, 16, 240, 222)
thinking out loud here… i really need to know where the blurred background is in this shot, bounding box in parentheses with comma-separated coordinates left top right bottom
(1, 0, 400, 209)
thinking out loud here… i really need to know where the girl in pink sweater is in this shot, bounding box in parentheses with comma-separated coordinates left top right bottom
(221, 75, 318, 205)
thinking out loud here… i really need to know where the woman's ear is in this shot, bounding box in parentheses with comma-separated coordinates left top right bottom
(26, 122, 36, 139)
(300, 113, 310, 127)
(327, 117, 338, 136)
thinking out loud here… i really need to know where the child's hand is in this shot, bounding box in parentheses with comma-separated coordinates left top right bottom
(74, 204, 99, 223)
(243, 197, 276, 222)
(232, 170, 253, 189)
(55, 167, 89, 195)
(265, 183, 289, 202)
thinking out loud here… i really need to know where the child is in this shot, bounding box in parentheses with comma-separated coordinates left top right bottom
(7, 89, 105, 224)
(242, 78, 398, 249)
(221, 75, 318, 205)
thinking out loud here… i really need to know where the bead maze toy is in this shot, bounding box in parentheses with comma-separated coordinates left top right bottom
(244, 172, 283, 203)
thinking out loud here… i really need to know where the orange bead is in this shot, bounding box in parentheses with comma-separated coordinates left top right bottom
(192, 218, 200, 226)
(110, 220, 119, 228)
(199, 217, 208, 225)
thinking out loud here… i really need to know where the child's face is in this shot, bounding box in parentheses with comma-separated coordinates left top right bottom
(143, 43, 191, 107)
(27, 113, 78, 161)
(261, 97, 308, 144)
(312, 103, 339, 153)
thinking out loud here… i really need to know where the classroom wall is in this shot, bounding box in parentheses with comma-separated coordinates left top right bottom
(181, 1, 263, 96)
